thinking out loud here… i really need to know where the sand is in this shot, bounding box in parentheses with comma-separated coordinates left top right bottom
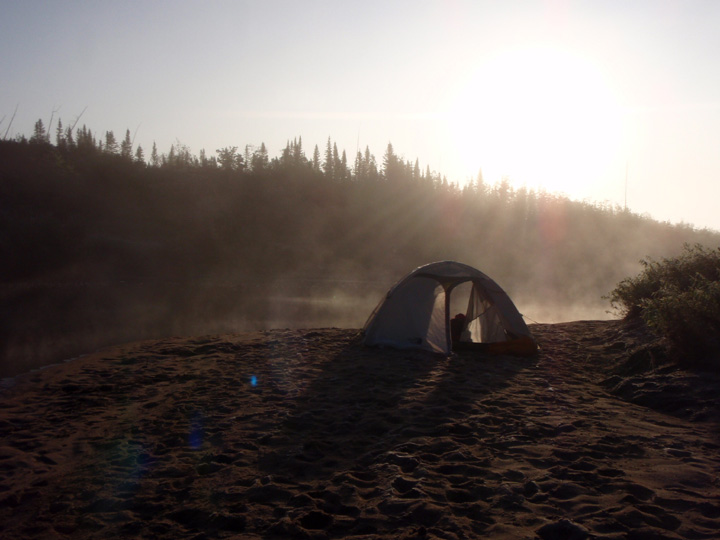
(1, 320, 719, 539)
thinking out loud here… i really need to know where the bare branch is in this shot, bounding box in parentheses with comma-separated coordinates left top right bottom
(131, 123, 141, 146)
(69, 106, 88, 132)
(3, 104, 18, 140)
(47, 105, 61, 141)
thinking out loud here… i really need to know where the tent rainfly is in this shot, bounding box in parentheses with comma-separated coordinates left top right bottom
(362, 261, 537, 356)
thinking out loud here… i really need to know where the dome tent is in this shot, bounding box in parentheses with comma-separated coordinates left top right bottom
(362, 261, 536, 356)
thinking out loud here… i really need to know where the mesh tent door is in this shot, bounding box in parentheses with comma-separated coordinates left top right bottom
(463, 281, 507, 343)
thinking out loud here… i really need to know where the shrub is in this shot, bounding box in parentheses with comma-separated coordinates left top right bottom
(608, 244, 720, 362)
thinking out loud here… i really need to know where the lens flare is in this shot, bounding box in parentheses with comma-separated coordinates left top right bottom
(189, 411, 204, 450)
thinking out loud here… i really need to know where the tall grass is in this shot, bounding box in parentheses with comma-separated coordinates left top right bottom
(608, 244, 720, 362)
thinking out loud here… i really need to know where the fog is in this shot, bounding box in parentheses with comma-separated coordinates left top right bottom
(2, 137, 719, 378)
(1, 281, 378, 379)
(0, 278, 609, 380)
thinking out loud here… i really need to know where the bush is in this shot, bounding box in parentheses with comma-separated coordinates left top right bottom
(608, 244, 720, 362)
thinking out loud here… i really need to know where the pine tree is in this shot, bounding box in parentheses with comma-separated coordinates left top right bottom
(340, 150, 348, 182)
(312, 144, 321, 172)
(64, 125, 75, 150)
(292, 136, 304, 166)
(55, 119, 65, 149)
(120, 129, 132, 159)
(332, 143, 341, 181)
(383, 142, 399, 182)
(365, 146, 379, 181)
(280, 140, 293, 167)
(167, 144, 176, 167)
(150, 142, 159, 167)
(323, 137, 334, 180)
(105, 131, 119, 154)
(354, 150, 363, 181)
(76, 125, 95, 151)
(135, 145, 145, 164)
(30, 119, 46, 144)
(251, 142, 269, 172)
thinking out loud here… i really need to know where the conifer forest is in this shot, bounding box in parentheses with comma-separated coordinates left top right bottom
(2, 120, 719, 376)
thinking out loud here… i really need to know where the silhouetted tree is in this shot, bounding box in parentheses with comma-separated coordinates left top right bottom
(30, 119, 46, 144)
(278, 140, 292, 168)
(365, 146, 379, 182)
(251, 142, 269, 172)
(217, 146, 242, 171)
(150, 142, 159, 167)
(105, 131, 118, 154)
(312, 144, 321, 172)
(165, 144, 175, 166)
(64, 125, 75, 150)
(323, 137, 334, 180)
(55, 119, 65, 150)
(172, 140, 194, 168)
(120, 129, 132, 159)
(332, 143, 343, 182)
(354, 150, 365, 182)
(292, 136, 305, 166)
(76, 125, 95, 152)
(199, 148, 216, 168)
(383, 142, 402, 182)
(6, 117, 720, 323)
(340, 150, 349, 182)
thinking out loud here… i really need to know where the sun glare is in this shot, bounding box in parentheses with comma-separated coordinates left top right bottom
(445, 47, 626, 199)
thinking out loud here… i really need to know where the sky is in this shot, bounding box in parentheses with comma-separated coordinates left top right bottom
(2, 0, 720, 231)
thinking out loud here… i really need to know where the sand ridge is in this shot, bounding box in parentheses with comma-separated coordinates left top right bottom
(0, 321, 719, 539)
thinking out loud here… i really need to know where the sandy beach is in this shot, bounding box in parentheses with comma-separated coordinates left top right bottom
(1, 320, 719, 539)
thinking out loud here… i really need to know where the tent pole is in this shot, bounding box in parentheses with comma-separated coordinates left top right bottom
(444, 286, 452, 354)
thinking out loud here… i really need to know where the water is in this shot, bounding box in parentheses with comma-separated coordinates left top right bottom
(1, 281, 611, 379)
(0, 281, 383, 378)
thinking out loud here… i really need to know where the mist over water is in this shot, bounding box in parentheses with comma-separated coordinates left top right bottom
(515, 300, 614, 325)
(0, 280, 384, 379)
(1, 278, 614, 379)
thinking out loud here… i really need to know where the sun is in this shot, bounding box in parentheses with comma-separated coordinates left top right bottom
(444, 46, 626, 199)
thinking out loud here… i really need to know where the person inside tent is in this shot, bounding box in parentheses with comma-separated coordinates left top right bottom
(450, 313, 466, 345)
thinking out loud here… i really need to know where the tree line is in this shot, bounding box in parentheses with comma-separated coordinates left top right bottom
(5, 117, 720, 290)
(20, 117, 447, 186)
(2, 118, 720, 375)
